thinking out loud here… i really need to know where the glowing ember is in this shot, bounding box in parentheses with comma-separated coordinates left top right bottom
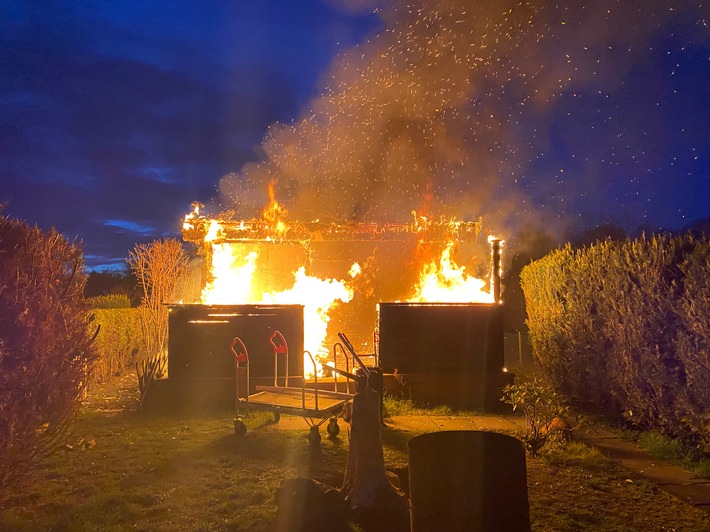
(410, 240, 493, 303)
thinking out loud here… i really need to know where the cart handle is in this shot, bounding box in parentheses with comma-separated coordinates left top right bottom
(269, 330, 288, 354)
(304, 350, 318, 411)
(332, 342, 352, 395)
(337, 332, 370, 375)
(230, 337, 249, 364)
(269, 330, 289, 387)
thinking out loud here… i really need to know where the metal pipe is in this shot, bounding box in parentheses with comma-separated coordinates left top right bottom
(489, 238, 503, 303)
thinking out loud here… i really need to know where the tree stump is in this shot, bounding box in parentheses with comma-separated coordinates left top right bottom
(341, 383, 408, 529)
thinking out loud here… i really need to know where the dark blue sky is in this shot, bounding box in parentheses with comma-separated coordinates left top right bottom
(1, 0, 709, 270)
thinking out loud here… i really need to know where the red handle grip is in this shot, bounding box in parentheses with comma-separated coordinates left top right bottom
(230, 337, 249, 363)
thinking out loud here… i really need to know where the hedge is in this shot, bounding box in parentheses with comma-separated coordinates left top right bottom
(88, 294, 132, 309)
(0, 215, 97, 498)
(521, 234, 710, 451)
(90, 308, 145, 386)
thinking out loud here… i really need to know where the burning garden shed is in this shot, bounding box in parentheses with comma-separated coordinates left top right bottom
(166, 199, 510, 410)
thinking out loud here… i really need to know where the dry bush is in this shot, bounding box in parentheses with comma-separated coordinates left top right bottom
(127, 239, 189, 401)
(0, 215, 97, 499)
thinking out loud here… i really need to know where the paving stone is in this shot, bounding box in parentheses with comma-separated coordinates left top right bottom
(661, 482, 710, 507)
(575, 426, 710, 514)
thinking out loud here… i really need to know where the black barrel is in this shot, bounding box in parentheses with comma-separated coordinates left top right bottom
(408, 431, 530, 532)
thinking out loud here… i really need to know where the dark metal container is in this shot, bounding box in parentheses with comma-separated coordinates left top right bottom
(378, 302, 504, 375)
(378, 302, 508, 410)
(167, 304, 304, 382)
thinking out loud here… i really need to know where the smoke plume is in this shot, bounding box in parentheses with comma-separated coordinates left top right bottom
(219, 0, 709, 238)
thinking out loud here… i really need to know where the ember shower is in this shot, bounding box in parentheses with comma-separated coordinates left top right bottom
(218, 0, 708, 231)
(182, 0, 709, 360)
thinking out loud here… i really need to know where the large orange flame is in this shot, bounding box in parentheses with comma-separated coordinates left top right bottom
(199, 247, 356, 377)
(410, 240, 493, 303)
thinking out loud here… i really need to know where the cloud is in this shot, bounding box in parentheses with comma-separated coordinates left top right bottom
(0, 2, 306, 268)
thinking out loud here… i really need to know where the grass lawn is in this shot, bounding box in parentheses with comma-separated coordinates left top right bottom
(2, 379, 710, 531)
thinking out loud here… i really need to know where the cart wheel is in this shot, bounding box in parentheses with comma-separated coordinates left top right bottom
(272, 412, 281, 423)
(327, 418, 340, 438)
(307, 426, 321, 446)
(234, 418, 247, 436)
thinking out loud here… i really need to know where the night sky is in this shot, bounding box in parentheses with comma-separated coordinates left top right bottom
(1, 0, 709, 270)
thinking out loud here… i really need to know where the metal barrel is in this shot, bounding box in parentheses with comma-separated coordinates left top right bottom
(408, 430, 530, 532)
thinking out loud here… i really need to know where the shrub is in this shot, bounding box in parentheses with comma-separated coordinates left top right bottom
(0, 215, 97, 499)
(501, 375, 570, 457)
(520, 242, 617, 410)
(675, 243, 710, 450)
(89, 308, 145, 386)
(522, 233, 710, 450)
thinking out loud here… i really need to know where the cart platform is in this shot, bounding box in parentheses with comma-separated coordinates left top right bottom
(230, 331, 362, 444)
(244, 386, 352, 418)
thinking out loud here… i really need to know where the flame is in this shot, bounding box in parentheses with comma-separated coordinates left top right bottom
(204, 220, 224, 242)
(260, 267, 354, 375)
(411, 240, 494, 303)
(348, 262, 362, 278)
(202, 246, 258, 304)
(262, 179, 289, 237)
(183, 202, 202, 231)
(183, 191, 498, 378)
(199, 242, 355, 377)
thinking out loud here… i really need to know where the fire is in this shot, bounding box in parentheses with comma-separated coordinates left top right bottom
(204, 220, 224, 242)
(411, 240, 494, 303)
(262, 179, 289, 237)
(199, 240, 357, 376)
(183, 202, 202, 231)
(202, 245, 258, 304)
(260, 267, 355, 374)
(182, 181, 500, 378)
(201, 254, 353, 377)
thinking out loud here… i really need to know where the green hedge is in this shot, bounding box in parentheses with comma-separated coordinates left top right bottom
(521, 234, 710, 451)
(90, 308, 145, 385)
(88, 294, 132, 309)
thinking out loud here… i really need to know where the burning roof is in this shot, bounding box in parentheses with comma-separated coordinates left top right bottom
(183, 205, 482, 246)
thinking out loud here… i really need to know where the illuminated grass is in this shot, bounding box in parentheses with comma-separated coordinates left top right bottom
(382, 396, 478, 417)
(2, 405, 709, 530)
